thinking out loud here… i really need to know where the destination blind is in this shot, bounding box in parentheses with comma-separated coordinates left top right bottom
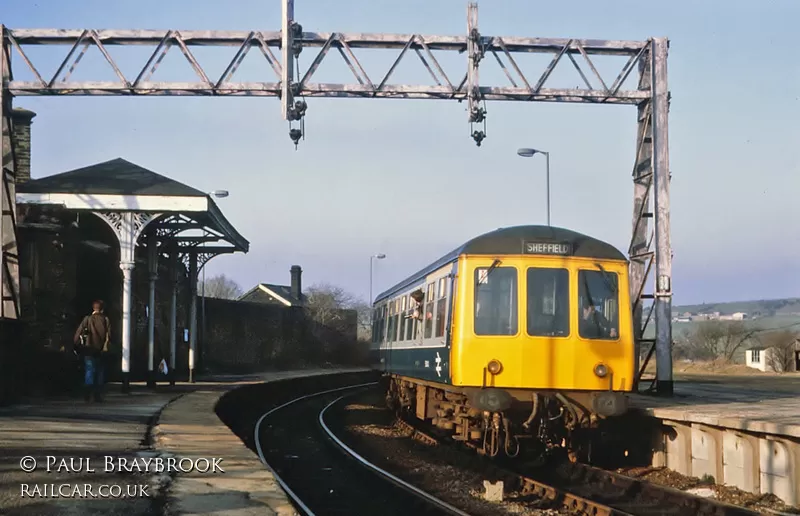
(522, 241, 573, 255)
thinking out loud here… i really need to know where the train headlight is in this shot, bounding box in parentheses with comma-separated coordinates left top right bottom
(593, 363, 609, 378)
(487, 359, 503, 375)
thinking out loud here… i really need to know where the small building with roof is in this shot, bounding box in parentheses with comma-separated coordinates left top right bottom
(239, 265, 307, 307)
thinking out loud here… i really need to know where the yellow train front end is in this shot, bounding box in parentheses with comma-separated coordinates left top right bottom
(379, 226, 642, 461)
(451, 254, 635, 393)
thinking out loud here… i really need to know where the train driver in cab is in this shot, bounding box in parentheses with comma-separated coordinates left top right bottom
(580, 303, 617, 339)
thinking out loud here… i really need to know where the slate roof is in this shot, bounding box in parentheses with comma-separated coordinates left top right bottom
(262, 284, 307, 306)
(240, 283, 308, 306)
(17, 157, 206, 197)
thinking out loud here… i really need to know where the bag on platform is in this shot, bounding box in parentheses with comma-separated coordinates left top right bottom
(158, 359, 169, 375)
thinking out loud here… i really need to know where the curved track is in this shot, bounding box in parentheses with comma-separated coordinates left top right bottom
(253, 383, 469, 516)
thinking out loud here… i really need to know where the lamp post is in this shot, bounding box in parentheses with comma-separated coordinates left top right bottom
(517, 148, 551, 226)
(198, 189, 229, 379)
(369, 254, 386, 308)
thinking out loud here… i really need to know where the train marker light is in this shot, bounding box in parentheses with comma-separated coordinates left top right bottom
(593, 363, 609, 378)
(487, 359, 503, 375)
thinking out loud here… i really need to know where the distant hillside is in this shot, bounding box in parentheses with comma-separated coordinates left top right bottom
(673, 298, 800, 317)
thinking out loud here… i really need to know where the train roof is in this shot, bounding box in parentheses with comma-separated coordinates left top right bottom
(374, 225, 626, 303)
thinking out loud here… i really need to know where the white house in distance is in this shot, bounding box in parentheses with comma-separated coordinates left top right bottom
(746, 339, 800, 373)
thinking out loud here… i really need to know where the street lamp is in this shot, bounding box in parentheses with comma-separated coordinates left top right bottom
(200, 189, 229, 377)
(369, 254, 386, 308)
(517, 147, 551, 226)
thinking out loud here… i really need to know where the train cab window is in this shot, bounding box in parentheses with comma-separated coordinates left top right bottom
(578, 269, 620, 340)
(527, 268, 570, 337)
(435, 278, 449, 338)
(424, 283, 435, 338)
(473, 267, 518, 336)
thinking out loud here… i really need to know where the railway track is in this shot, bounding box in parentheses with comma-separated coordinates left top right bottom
(253, 383, 470, 515)
(391, 416, 760, 516)
(391, 417, 627, 516)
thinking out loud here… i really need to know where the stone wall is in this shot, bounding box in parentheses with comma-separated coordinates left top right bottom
(199, 297, 361, 373)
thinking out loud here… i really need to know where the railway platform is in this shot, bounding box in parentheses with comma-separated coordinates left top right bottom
(0, 367, 367, 516)
(631, 377, 800, 507)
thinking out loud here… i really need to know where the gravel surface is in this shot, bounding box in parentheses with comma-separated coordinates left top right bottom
(334, 390, 575, 516)
(617, 466, 800, 514)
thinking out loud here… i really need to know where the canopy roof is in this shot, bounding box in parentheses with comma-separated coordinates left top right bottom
(16, 157, 249, 253)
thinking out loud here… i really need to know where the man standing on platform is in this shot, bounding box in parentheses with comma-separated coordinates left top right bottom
(73, 300, 111, 402)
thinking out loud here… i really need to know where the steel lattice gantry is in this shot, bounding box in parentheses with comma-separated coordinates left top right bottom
(0, 0, 673, 394)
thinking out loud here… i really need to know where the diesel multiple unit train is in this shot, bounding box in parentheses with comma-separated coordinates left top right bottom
(370, 225, 637, 461)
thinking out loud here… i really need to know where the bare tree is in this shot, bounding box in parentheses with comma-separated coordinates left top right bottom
(761, 330, 799, 372)
(305, 283, 357, 325)
(304, 282, 369, 364)
(350, 300, 373, 341)
(687, 321, 759, 362)
(198, 274, 243, 300)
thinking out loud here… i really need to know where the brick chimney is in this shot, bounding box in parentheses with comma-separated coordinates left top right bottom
(11, 107, 36, 183)
(290, 265, 302, 303)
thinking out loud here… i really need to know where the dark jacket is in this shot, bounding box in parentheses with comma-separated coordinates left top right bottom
(74, 312, 110, 355)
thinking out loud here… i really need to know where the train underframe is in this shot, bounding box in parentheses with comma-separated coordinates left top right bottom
(383, 374, 656, 466)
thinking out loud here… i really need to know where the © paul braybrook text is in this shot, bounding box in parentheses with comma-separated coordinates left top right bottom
(19, 456, 225, 474)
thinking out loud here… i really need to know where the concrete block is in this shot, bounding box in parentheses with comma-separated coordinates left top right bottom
(759, 438, 797, 506)
(483, 480, 503, 502)
(691, 424, 723, 483)
(664, 421, 692, 476)
(722, 431, 759, 494)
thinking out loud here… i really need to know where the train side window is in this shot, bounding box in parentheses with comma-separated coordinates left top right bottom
(388, 301, 397, 342)
(578, 269, 620, 340)
(378, 305, 386, 343)
(382, 306, 387, 343)
(435, 279, 449, 338)
(396, 299, 403, 341)
(424, 282, 435, 338)
(474, 267, 518, 336)
(398, 297, 407, 341)
(372, 308, 378, 343)
(526, 268, 570, 337)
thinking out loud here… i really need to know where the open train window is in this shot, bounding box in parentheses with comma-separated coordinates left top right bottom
(388, 300, 397, 342)
(398, 297, 407, 341)
(526, 268, 570, 337)
(473, 267, 518, 336)
(578, 269, 620, 340)
(424, 282, 435, 338)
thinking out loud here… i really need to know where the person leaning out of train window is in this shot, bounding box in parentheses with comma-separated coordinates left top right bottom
(580, 304, 617, 339)
(410, 289, 425, 320)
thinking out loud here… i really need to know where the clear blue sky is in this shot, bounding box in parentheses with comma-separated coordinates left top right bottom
(6, 0, 799, 305)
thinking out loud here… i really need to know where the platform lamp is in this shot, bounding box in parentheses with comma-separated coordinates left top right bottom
(517, 148, 551, 226)
(196, 189, 229, 381)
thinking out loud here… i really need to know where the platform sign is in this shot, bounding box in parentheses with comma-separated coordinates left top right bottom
(522, 241, 573, 256)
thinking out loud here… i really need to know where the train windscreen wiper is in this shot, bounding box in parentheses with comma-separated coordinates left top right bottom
(476, 259, 502, 287)
(594, 263, 618, 295)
